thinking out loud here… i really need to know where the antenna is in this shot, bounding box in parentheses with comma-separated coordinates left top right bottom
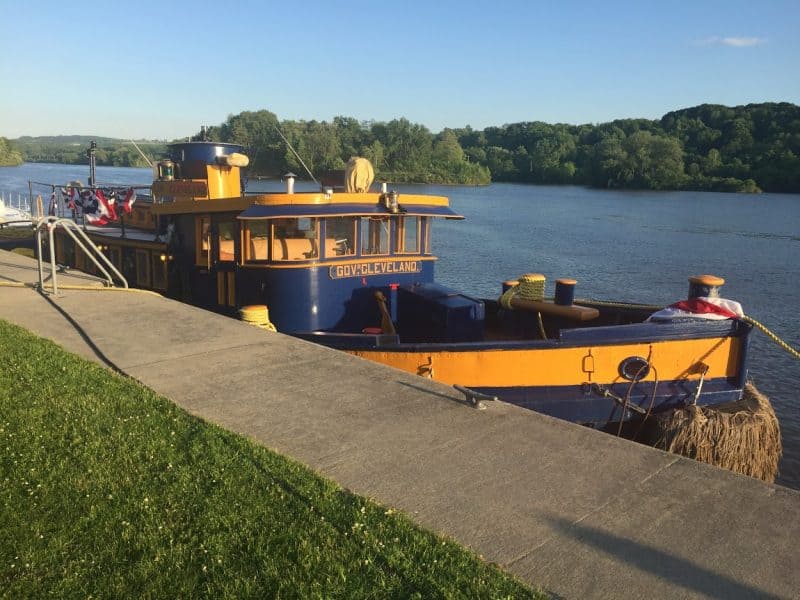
(129, 139, 154, 168)
(274, 125, 318, 185)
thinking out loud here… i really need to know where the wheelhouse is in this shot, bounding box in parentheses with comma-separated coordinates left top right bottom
(149, 191, 463, 333)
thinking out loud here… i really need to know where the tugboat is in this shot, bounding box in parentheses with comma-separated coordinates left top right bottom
(47, 140, 753, 431)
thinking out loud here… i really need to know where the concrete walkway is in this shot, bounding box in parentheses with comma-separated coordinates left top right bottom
(1, 248, 798, 599)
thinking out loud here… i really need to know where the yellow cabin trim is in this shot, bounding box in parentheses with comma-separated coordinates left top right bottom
(151, 192, 448, 217)
(151, 196, 253, 215)
(239, 255, 438, 269)
(249, 192, 450, 207)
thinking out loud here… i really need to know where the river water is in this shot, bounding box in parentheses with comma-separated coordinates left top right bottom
(3, 164, 799, 488)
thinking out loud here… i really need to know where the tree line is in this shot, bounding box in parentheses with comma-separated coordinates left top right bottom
(454, 102, 799, 192)
(6, 102, 800, 192)
(198, 112, 491, 185)
(9, 136, 166, 169)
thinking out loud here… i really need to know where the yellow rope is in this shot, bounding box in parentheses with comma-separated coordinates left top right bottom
(499, 285, 516, 310)
(517, 273, 545, 300)
(498, 274, 548, 338)
(239, 305, 277, 332)
(499, 273, 545, 309)
(741, 315, 800, 360)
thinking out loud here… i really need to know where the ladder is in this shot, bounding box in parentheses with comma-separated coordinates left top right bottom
(34, 217, 128, 294)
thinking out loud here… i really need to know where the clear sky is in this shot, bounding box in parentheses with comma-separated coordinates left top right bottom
(1, 0, 798, 140)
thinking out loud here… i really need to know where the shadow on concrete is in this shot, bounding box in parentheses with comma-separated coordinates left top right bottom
(395, 380, 479, 409)
(0, 259, 40, 271)
(40, 293, 125, 376)
(543, 515, 781, 600)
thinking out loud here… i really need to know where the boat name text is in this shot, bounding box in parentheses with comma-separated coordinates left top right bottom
(329, 260, 421, 279)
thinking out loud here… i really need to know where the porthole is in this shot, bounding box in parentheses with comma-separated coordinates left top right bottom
(619, 356, 650, 381)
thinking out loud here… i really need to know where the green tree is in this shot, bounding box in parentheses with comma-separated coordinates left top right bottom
(432, 130, 465, 163)
(624, 132, 685, 189)
(372, 118, 432, 176)
(0, 137, 24, 166)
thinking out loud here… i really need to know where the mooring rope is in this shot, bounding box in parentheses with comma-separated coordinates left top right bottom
(573, 298, 799, 360)
(740, 315, 800, 360)
(499, 273, 546, 309)
(239, 305, 277, 332)
(499, 274, 548, 338)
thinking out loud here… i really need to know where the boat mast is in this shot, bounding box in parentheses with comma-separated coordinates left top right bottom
(87, 140, 97, 187)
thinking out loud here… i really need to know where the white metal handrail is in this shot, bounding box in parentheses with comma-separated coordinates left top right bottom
(34, 217, 128, 294)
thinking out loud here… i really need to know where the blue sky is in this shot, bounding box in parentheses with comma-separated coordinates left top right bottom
(1, 0, 798, 139)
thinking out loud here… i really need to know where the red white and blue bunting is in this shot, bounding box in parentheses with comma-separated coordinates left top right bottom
(59, 187, 137, 225)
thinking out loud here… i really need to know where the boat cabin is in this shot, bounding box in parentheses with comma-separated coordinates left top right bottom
(57, 141, 474, 339)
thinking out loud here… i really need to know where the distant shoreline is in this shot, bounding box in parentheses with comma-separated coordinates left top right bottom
(1, 161, 771, 194)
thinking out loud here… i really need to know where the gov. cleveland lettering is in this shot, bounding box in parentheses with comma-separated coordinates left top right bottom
(330, 261, 421, 279)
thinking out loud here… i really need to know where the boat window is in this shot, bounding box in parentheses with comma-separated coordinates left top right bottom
(135, 249, 151, 287)
(56, 235, 74, 266)
(122, 248, 137, 282)
(217, 220, 235, 262)
(75, 247, 87, 271)
(325, 217, 356, 257)
(271, 217, 319, 261)
(243, 221, 269, 262)
(397, 216, 420, 254)
(151, 253, 168, 290)
(361, 216, 389, 256)
(195, 215, 211, 266)
(109, 246, 122, 270)
(422, 218, 431, 254)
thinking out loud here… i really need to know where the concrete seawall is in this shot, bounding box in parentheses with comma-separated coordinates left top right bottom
(1, 249, 798, 599)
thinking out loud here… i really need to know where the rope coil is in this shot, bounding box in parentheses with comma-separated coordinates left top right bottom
(500, 273, 545, 309)
(239, 305, 277, 332)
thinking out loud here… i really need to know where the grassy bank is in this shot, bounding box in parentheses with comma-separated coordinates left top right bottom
(0, 320, 539, 598)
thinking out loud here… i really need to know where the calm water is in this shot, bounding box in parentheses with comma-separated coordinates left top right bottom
(3, 165, 799, 488)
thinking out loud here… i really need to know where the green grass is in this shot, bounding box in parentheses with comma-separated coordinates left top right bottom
(0, 320, 540, 599)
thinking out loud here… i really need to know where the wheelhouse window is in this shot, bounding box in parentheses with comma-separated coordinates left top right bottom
(271, 217, 319, 261)
(324, 217, 356, 257)
(361, 216, 389, 256)
(217, 220, 235, 262)
(151, 253, 168, 290)
(195, 215, 211, 266)
(109, 246, 122, 270)
(397, 216, 420, 254)
(242, 220, 269, 262)
(422, 217, 431, 254)
(135, 249, 151, 287)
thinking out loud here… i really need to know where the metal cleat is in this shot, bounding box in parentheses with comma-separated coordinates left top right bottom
(453, 384, 498, 410)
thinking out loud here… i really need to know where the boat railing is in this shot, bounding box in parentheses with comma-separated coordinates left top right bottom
(34, 216, 128, 294)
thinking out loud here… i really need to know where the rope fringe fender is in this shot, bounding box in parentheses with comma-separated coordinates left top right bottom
(648, 383, 782, 483)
